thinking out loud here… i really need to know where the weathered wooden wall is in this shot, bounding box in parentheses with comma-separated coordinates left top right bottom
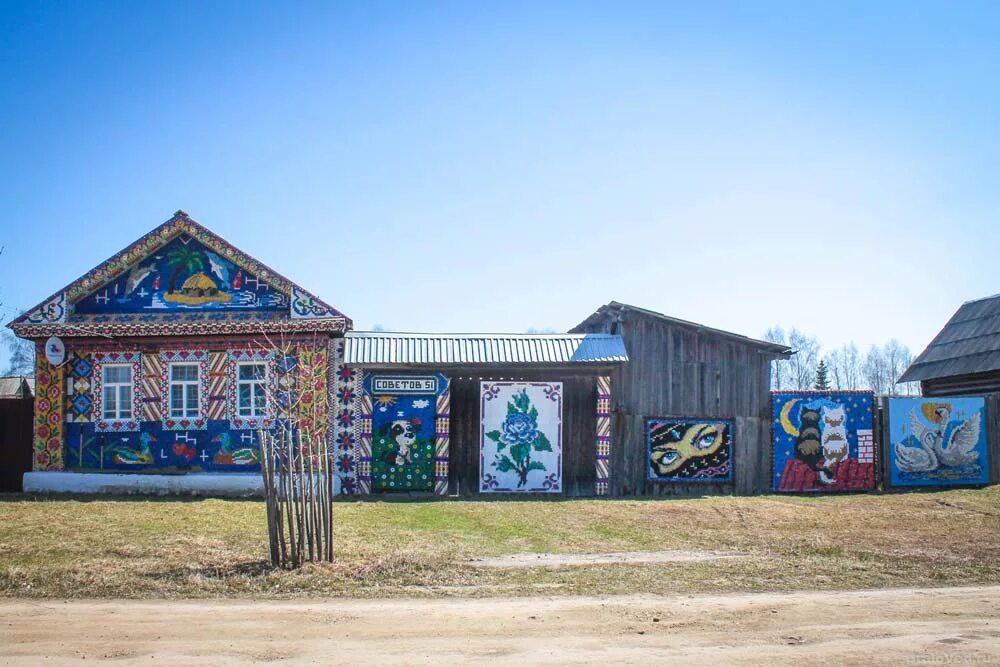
(447, 371, 599, 497)
(577, 311, 778, 496)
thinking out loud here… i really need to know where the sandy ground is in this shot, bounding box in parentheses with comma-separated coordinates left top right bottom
(2, 586, 999, 666)
(471, 549, 743, 567)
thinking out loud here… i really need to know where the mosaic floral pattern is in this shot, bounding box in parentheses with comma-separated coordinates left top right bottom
(480, 382, 563, 493)
(33, 355, 65, 471)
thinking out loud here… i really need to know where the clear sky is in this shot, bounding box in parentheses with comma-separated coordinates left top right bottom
(1, 1, 998, 364)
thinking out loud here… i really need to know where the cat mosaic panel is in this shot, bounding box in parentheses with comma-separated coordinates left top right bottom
(887, 397, 990, 487)
(646, 418, 733, 482)
(480, 381, 563, 493)
(362, 373, 449, 493)
(772, 391, 876, 492)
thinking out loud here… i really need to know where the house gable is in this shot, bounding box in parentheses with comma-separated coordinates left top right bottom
(11, 211, 350, 337)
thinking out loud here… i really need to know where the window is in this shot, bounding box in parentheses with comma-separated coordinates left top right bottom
(102, 364, 132, 420)
(237, 362, 267, 417)
(169, 363, 200, 418)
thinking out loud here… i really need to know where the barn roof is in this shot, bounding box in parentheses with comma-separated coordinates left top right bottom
(898, 293, 1000, 383)
(0, 376, 33, 398)
(571, 301, 791, 356)
(344, 331, 628, 366)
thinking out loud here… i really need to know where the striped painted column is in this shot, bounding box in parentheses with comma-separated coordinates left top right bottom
(356, 389, 373, 494)
(595, 375, 612, 495)
(434, 386, 451, 496)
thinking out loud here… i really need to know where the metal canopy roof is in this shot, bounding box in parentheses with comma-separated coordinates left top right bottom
(344, 331, 628, 366)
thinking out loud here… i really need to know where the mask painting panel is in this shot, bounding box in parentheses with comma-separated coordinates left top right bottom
(772, 391, 875, 493)
(646, 419, 733, 482)
(888, 397, 989, 487)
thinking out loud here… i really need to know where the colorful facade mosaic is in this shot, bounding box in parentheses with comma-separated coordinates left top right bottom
(646, 418, 733, 482)
(772, 391, 876, 493)
(11, 212, 349, 340)
(888, 396, 989, 487)
(14, 212, 349, 478)
(33, 354, 64, 471)
(480, 381, 563, 493)
(361, 374, 450, 493)
(595, 375, 611, 495)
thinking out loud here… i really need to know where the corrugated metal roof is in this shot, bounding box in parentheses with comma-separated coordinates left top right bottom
(899, 293, 1000, 383)
(344, 332, 628, 366)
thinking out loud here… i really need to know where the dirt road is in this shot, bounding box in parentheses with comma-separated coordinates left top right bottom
(2, 586, 999, 666)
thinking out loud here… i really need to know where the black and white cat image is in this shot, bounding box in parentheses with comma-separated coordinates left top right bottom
(379, 418, 419, 466)
(795, 407, 835, 484)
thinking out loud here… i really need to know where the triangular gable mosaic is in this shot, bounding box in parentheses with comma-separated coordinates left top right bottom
(11, 212, 349, 337)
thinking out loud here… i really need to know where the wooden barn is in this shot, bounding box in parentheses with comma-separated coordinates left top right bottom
(899, 294, 1000, 396)
(341, 331, 627, 497)
(571, 301, 791, 495)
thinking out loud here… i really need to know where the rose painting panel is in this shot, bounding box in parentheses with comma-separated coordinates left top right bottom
(646, 418, 733, 482)
(480, 381, 562, 493)
(888, 397, 989, 487)
(772, 391, 876, 493)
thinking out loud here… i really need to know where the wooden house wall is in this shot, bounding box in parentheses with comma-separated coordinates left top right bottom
(577, 312, 775, 496)
(921, 371, 1000, 398)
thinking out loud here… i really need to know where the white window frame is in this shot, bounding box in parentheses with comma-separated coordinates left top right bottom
(169, 362, 201, 419)
(101, 363, 133, 420)
(236, 361, 268, 418)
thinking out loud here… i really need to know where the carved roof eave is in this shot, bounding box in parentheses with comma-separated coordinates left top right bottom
(11, 317, 348, 340)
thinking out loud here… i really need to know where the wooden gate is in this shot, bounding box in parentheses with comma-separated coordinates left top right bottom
(0, 398, 33, 492)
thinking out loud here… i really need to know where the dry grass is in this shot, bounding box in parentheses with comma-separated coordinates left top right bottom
(1, 487, 998, 598)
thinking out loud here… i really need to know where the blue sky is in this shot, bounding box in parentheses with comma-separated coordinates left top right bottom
(1, 1, 998, 363)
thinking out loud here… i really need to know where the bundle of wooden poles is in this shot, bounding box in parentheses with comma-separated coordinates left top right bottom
(259, 427, 335, 567)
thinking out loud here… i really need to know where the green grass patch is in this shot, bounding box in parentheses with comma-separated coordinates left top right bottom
(0, 487, 998, 598)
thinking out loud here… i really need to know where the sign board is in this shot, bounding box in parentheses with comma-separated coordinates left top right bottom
(370, 375, 439, 395)
(44, 336, 66, 367)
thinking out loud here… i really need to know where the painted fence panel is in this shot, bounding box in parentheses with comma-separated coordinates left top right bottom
(645, 418, 733, 482)
(772, 391, 875, 493)
(363, 373, 448, 492)
(480, 381, 562, 493)
(887, 396, 989, 487)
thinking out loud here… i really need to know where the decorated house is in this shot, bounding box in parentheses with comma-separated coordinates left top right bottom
(11, 211, 351, 495)
(11, 212, 629, 497)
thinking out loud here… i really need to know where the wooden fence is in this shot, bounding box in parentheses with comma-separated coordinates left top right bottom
(0, 398, 33, 492)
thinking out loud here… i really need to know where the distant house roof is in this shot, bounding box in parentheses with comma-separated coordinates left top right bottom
(899, 293, 1000, 383)
(0, 376, 33, 398)
(344, 331, 628, 366)
(571, 301, 791, 356)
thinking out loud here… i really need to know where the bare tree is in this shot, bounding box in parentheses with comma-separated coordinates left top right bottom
(825, 343, 862, 390)
(764, 326, 791, 390)
(788, 329, 821, 390)
(2, 329, 34, 376)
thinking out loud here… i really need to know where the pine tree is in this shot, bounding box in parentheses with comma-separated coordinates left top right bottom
(814, 359, 831, 390)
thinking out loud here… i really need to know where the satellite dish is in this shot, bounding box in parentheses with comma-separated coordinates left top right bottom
(44, 336, 66, 367)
